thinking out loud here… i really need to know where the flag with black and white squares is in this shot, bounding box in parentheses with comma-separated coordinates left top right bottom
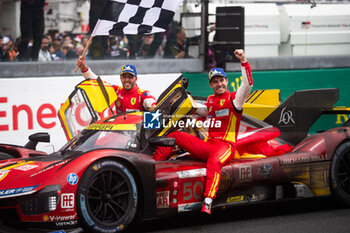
(92, 0, 182, 36)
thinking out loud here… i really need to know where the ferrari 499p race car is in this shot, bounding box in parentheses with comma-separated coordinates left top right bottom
(0, 76, 350, 233)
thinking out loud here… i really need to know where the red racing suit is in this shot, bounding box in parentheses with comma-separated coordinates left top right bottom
(154, 62, 253, 200)
(81, 66, 156, 113)
(113, 85, 156, 113)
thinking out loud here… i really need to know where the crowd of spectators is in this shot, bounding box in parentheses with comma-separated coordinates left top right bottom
(1, 32, 97, 62)
(0, 23, 194, 62)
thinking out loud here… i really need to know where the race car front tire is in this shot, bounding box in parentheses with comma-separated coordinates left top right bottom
(330, 141, 350, 206)
(77, 159, 138, 233)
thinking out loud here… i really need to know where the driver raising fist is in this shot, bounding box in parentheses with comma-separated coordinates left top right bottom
(153, 49, 253, 214)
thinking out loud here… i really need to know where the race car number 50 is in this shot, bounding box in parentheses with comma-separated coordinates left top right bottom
(183, 181, 203, 201)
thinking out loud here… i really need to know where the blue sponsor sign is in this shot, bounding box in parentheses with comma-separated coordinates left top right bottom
(143, 110, 161, 129)
(67, 173, 79, 185)
(0, 184, 39, 197)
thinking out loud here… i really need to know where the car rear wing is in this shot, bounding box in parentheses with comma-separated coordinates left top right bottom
(241, 88, 350, 145)
(262, 88, 343, 145)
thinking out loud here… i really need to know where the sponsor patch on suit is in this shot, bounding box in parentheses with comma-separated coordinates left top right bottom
(215, 109, 229, 117)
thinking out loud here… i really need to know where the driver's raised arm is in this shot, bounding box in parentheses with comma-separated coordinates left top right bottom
(232, 49, 253, 110)
(76, 56, 98, 80)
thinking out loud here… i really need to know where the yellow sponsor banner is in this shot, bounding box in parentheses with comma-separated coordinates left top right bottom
(239, 153, 267, 160)
(226, 195, 244, 203)
(85, 124, 137, 131)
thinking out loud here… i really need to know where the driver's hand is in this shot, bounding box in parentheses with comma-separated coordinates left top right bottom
(234, 49, 247, 63)
(77, 56, 87, 71)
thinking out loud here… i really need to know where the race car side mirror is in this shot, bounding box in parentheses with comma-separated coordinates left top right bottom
(25, 132, 50, 150)
(149, 137, 176, 147)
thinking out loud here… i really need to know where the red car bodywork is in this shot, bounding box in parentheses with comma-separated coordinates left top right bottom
(0, 77, 349, 233)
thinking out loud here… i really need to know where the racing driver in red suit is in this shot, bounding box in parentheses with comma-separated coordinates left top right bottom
(154, 49, 253, 214)
(76, 56, 157, 113)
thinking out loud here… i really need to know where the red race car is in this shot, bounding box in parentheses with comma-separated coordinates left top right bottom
(0, 76, 349, 233)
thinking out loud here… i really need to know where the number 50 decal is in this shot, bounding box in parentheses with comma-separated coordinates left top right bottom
(183, 181, 204, 201)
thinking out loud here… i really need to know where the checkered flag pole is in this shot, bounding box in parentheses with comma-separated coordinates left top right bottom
(75, 36, 93, 72)
(92, 0, 182, 36)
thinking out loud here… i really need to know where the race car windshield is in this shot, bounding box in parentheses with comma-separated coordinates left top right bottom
(60, 128, 139, 154)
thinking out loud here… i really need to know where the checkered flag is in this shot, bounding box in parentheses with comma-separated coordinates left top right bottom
(92, 0, 182, 36)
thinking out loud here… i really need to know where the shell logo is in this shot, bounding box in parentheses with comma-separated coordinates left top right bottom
(116, 100, 121, 108)
(43, 215, 49, 221)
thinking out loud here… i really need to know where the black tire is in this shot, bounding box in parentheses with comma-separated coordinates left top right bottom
(0, 152, 13, 160)
(77, 160, 138, 233)
(330, 141, 350, 206)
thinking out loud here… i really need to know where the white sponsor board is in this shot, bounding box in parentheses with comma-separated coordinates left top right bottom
(0, 73, 179, 153)
(156, 191, 170, 208)
(176, 168, 207, 179)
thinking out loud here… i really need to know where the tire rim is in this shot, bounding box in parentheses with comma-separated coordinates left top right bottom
(337, 150, 350, 197)
(87, 169, 132, 226)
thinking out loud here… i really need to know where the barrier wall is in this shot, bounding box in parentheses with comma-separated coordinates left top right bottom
(2, 56, 349, 78)
(0, 74, 180, 153)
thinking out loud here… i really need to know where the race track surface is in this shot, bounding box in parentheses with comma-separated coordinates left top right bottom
(135, 197, 350, 233)
(1, 197, 349, 233)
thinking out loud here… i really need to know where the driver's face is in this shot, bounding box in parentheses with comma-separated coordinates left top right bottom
(120, 73, 137, 91)
(209, 76, 228, 95)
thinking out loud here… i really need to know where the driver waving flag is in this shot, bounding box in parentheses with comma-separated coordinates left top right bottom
(76, 56, 157, 113)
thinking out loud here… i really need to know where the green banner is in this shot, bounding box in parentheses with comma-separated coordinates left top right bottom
(183, 68, 350, 132)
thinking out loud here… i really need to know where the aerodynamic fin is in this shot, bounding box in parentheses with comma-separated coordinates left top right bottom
(263, 88, 339, 145)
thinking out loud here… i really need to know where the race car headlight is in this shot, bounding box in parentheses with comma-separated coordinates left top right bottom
(19, 185, 61, 215)
(48, 196, 57, 211)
